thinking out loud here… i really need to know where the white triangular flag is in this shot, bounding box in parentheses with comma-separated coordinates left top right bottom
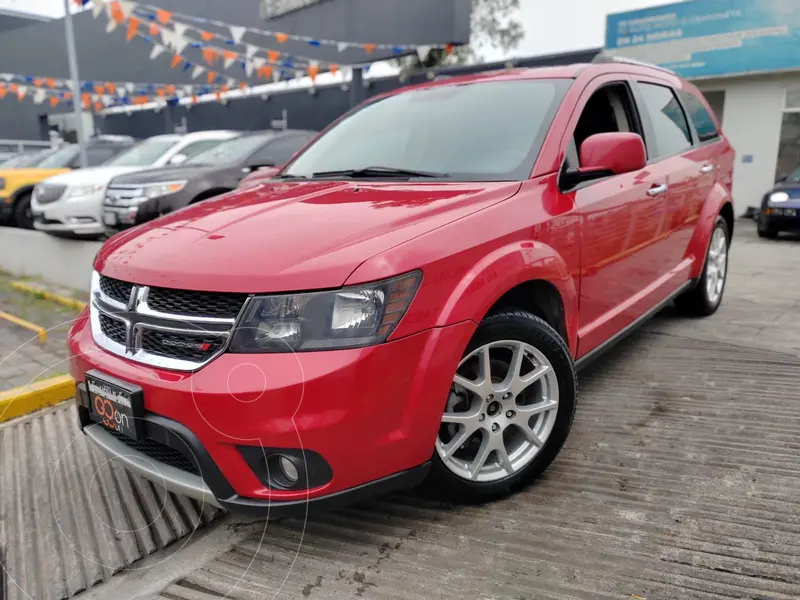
(271, 69, 281, 82)
(245, 44, 258, 59)
(183, 85, 193, 96)
(105, 12, 119, 33)
(224, 55, 236, 69)
(33, 89, 46, 104)
(192, 65, 205, 79)
(116, 86, 127, 97)
(229, 26, 245, 44)
(416, 45, 432, 61)
(244, 61, 254, 76)
(173, 22, 188, 39)
(125, 82, 135, 94)
(102, 94, 112, 105)
(337, 42, 348, 52)
(117, 0, 135, 19)
(92, 0, 106, 18)
(17, 85, 27, 97)
(252, 57, 266, 68)
(149, 44, 165, 60)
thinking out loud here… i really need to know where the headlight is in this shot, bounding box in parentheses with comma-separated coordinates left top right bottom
(141, 181, 187, 199)
(229, 271, 422, 353)
(769, 191, 790, 204)
(67, 184, 106, 198)
(0, 178, 5, 190)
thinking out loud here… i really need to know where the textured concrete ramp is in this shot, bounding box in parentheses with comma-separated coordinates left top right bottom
(152, 331, 800, 600)
(0, 404, 221, 600)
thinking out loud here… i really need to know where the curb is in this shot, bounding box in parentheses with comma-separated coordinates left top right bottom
(10, 280, 87, 310)
(0, 310, 46, 342)
(0, 374, 74, 423)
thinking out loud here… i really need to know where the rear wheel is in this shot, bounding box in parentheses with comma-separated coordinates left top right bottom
(676, 215, 729, 316)
(13, 192, 33, 229)
(428, 310, 576, 502)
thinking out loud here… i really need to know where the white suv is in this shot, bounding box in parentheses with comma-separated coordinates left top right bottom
(31, 130, 237, 238)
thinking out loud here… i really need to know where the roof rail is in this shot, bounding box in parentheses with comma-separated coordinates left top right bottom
(592, 54, 676, 75)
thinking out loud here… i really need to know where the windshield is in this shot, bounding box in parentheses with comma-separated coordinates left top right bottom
(0, 152, 45, 168)
(283, 79, 570, 181)
(107, 138, 179, 167)
(36, 145, 79, 169)
(187, 135, 271, 165)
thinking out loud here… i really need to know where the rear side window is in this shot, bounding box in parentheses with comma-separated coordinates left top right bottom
(86, 146, 124, 166)
(638, 83, 692, 158)
(179, 139, 225, 159)
(679, 90, 720, 143)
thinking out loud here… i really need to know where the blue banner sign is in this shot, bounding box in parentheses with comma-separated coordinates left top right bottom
(604, 0, 800, 79)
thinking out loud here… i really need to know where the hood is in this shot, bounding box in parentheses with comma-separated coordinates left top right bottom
(42, 166, 144, 187)
(110, 164, 224, 185)
(96, 179, 522, 293)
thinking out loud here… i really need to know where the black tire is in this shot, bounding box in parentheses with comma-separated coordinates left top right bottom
(757, 219, 778, 239)
(426, 309, 577, 503)
(13, 192, 33, 229)
(675, 215, 730, 316)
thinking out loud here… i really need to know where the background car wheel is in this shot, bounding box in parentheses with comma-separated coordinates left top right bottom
(427, 310, 577, 503)
(13, 192, 34, 229)
(676, 215, 730, 316)
(757, 218, 778, 239)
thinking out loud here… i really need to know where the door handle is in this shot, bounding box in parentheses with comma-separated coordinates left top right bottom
(647, 184, 668, 197)
(700, 164, 714, 174)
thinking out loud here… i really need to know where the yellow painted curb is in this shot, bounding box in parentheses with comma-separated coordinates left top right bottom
(10, 281, 87, 310)
(0, 375, 74, 423)
(0, 310, 46, 342)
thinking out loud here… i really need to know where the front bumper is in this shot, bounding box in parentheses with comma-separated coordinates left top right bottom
(68, 309, 474, 514)
(31, 192, 106, 235)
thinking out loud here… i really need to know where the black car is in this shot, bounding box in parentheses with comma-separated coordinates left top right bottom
(758, 167, 800, 238)
(103, 129, 316, 229)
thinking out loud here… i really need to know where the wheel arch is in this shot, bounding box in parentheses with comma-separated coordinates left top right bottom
(685, 182, 734, 280)
(10, 184, 35, 205)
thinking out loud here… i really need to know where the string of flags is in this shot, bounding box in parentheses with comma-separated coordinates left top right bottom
(76, 0, 453, 64)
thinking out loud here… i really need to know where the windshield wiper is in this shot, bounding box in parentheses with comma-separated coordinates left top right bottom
(311, 166, 449, 179)
(274, 173, 307, 179)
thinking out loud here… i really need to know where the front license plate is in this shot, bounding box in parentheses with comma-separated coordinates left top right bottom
(86, 370, 144, 440)
(103, 212, 117, 226)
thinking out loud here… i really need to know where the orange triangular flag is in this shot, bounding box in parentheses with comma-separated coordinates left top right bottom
(155, 9, 172, 25)
(445, 44, 454, 54)
(166, 85, 175, 95)
(328, 63, 338, 75)
(202, 47, 215, 65)
(200, 31, 214, 42)
(0, 86, 6, 99)
(267, 50, 279, 63)
(207, 71, 216, 84)
(8, 84, 18, 93)
(33, 78, 42, 87)
(149, 22, 159, 36)
(223, 50, 237, 61)
(126, 16, 140, 41)
(239, 81, 247, 90)
(171, 54, 182, 68)
(105, 82, 115, 94)
(191, 94, 197, 104)
(49, 96, 58, 107)
(258, 65, 272, 79)
(94, 84, 104, 95)
(81, 93, 91, 108)
(110, 2, 124, 25)
(275, 33, 288, 43)
(215, 91, 222, 101)
(63, 92, 72, 100)
(17, 89, 25, 101)
(156, 88, 166, 98)
(306, 64, 319, 82)
(46, 78, 55, 89)
(363, 43, 376, 54)
(94, 101, 103, 112)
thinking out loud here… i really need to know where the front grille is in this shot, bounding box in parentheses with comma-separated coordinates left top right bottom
(141, 329, 226, 362)
(99, 313, 126, 345)
(100, 276, 134, 305)
(147, 286, 247, 319)
(105, 427, 200, 476)
(35, 184, 66, 205)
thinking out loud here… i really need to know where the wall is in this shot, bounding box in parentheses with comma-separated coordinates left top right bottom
(697, 74, 794, 213)
(0, 227, 101, 291)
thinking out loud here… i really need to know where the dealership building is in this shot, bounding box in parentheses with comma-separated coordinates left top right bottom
(604, 0, 800, 214)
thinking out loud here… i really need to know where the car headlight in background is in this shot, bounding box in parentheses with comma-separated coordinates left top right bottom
(67, 184, 106, 199)
(229, 271, 422, 353)
(141, 181, 187, 199)
(769, 191, 790, 204)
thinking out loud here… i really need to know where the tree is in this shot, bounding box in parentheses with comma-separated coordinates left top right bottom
(395, 0, 523, 73)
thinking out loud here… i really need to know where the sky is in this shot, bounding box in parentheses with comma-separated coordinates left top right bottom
(1, 0, 674, 58)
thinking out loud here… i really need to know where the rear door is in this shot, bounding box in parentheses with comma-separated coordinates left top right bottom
(632, 79, 703, 275)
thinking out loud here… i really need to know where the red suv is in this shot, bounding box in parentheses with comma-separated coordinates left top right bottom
(69, 59, 734, 515)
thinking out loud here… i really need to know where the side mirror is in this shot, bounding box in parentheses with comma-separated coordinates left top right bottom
(169, 153, 188, 165)
(562, 132, 646, 188)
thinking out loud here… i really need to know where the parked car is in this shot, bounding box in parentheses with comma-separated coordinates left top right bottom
(0, 148, 52, 168)
(102, 129, 316, 229)
(757, 167, 800, 238)
(30, 130, 237, 239)
(69, 59, 734, 516)
(0, 136, 135, 229)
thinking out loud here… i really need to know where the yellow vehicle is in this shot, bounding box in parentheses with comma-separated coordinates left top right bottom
(0, 137, 134, 228)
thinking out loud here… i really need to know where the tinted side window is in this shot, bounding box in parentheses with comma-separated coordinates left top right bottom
(638, 83, 692, 158)
(86, 146, 124, 166)
(679, 90, 720, 143)
(254, 136, 305, 165)
(180, 140, 224, 159)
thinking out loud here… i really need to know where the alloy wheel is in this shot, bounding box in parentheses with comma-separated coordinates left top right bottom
(436, 340, 559, 483)
(705, 227, 728, 305)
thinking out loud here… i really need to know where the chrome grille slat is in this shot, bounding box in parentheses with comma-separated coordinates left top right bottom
(91, 273, 248, 371)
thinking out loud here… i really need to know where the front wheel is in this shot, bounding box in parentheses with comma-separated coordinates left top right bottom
(13, 192, 33, 229)
(676, 215, 730, 316)
(428, 310, 577, 502)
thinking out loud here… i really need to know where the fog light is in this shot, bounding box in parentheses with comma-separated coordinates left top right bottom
(278, 455, 299, 484)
